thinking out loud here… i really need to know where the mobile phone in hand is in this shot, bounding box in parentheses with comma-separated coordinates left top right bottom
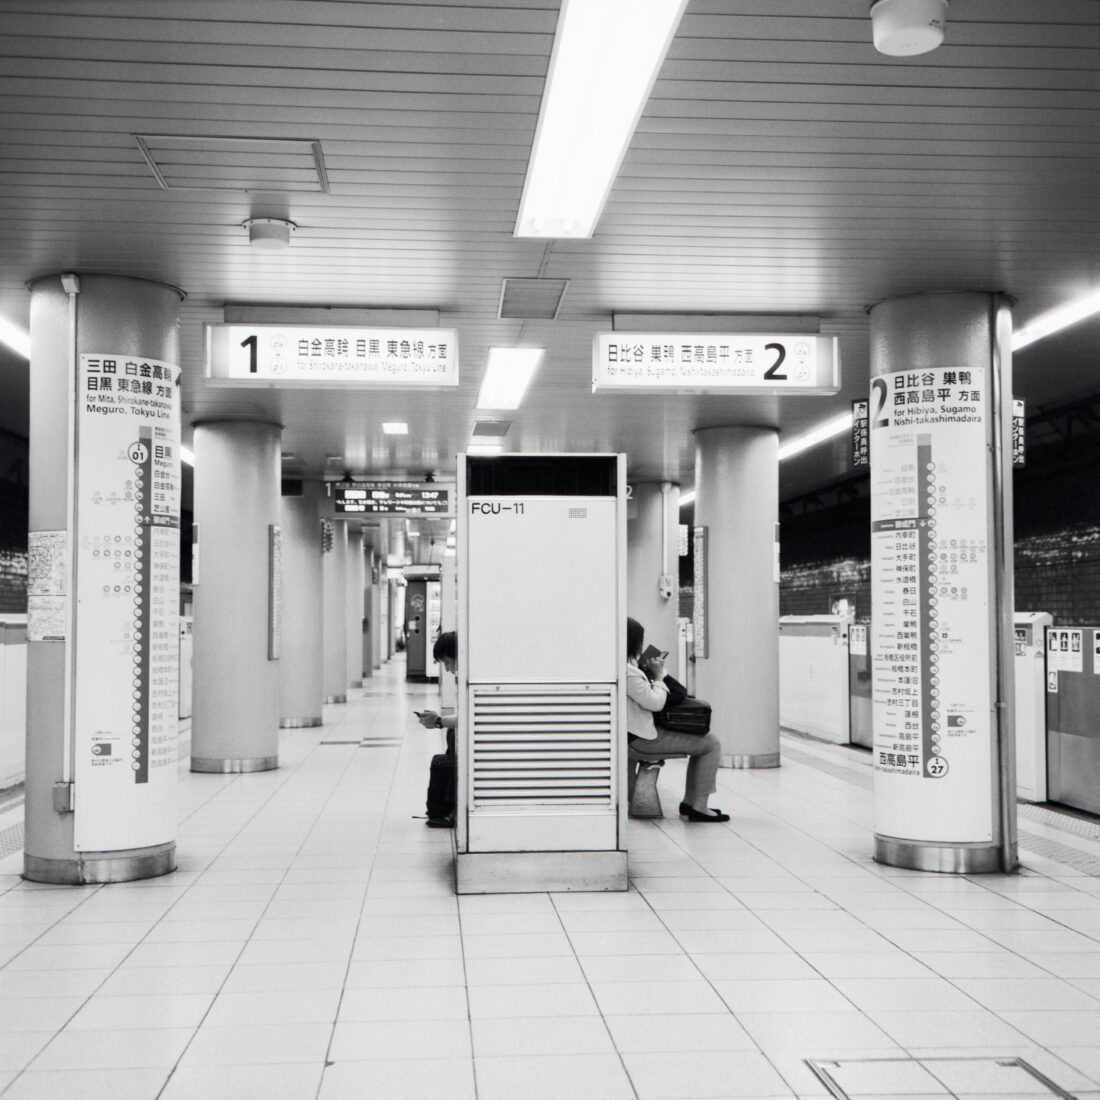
(640, 644, 666, 664)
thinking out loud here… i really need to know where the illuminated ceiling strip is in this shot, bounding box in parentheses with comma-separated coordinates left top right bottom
(476, 347, 544, 410)
(514, 0, 688, 239)
(0, 317, 31, 358)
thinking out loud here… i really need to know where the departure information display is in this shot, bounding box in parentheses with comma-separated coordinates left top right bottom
(334, 482, 451, 516)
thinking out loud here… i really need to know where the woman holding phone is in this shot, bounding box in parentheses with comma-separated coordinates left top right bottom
(626, 617, 728, 822)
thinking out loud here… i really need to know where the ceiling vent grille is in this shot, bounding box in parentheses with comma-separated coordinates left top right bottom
(498, 278, 569, 320)
(134, 134, 329, 193)
(470, 685, 614, 810)
(472, 420, 511, 438)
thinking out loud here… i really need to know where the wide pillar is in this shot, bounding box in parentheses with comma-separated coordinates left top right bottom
(627, 481, 681, 678)
(693, 427, 780, 768)
(869, 291, 1017, 873)
(25, 273, 184, 883)
(191, 420, 281, 772)
(279, 479, 324, 727)
(346, 525, 365, 689)
(322, 519, 348, 703)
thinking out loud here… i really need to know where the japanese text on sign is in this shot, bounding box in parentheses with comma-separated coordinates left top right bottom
(205, 324, 458, 386)
(591, 333, 839, 394)
(870, 365, 994, 843)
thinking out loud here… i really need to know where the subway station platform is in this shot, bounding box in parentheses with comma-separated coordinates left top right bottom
(2, 658, 1100, 1099)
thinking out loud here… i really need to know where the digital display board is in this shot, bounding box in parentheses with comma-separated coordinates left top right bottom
(334, 482, 451, 516)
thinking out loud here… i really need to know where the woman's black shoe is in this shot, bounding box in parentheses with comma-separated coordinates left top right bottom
(680, 803, 729, 822)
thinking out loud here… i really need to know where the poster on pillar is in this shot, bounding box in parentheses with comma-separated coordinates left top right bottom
(73, 353, 180, 852)
(870, 366, 994, 843)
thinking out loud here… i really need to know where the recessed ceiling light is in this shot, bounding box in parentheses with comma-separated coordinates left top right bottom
(515, 0, 688, 238)
(476, 348, 544, 410)
(382, 422, 409, 435)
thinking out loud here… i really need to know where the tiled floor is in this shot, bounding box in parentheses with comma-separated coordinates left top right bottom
(2, 657, 1100, 1099)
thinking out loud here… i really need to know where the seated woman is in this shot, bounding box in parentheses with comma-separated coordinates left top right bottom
(626, 616, 729, 823)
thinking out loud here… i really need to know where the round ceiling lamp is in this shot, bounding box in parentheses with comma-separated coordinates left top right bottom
(242, 217, 297, 249)
(870, 0, 948, 56)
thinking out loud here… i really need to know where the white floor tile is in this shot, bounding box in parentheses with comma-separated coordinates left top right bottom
(318, 1056, 476, 1100)
(160, 1061, 323, 1100)
(176, 1022, 332, 1066)
(330, 1017, 472, 1060)
(604, 1012, 757, 1054)
(29, 1027, 194, 1071)
(4, 1067, 171, 1099)
(475, 1052, 635, 1100)
(622, 1049, 796, 1098)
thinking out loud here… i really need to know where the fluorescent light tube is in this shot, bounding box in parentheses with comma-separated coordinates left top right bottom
(678, 490, 696, 507)
(515, 0, 688, 238)
(1012, 288, 1100, 351)
(0, 317, 30, 359)
(382, 422, 409, 435)
(778, 411, 854, 462)
(180, 446, 195, 466)
(476, 348, 543, 410)
(467, 442, 504, 455)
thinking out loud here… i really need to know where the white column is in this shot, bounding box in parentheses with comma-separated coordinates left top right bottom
(869, 290, 1017, 873)
(693, 426, 780, 768)
(322, 519, 348, 703)
(191, 420, 282, 773)
(279, 479, 324, 727)
(24, 274, 184, 884)
(345, 525, 364, 689)
(626, 481, 681, 679)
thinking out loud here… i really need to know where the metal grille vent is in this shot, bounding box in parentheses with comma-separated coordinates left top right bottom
(472, 420, 512, 438)
(498, 278, 569, 320)
(470, 685, 614, 809)
(569, 507, 588, 519)
(134, 134, 329, 193)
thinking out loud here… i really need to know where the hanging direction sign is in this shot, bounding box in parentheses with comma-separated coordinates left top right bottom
(205, 323, 458, 386)
(334, 482, 452, 517)
(592, 332, 839, 394)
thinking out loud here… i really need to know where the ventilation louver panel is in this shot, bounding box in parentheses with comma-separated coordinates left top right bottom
(471, 685, 614, 809)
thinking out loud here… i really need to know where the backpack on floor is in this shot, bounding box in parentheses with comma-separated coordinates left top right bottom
(426, 752, 457, 821)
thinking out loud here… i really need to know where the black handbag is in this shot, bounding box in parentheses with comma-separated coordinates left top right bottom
(655, 691, 712, 735)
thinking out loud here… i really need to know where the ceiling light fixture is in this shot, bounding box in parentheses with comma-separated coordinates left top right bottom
(870, 0, 947, 56)
(0, 316, 31, 358)
(243, 217, 297, 249)
(476, 347, 544, 410)
(382, 422, 409, 435)
(514, 0, 688, 238)
(467, 442, 504, 456)
(778, 411, 856, 463)
(1012, 288, 1100, 351)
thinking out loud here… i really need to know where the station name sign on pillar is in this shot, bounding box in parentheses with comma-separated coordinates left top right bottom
(870, 366, 994, 843)
(74, 353, 181, 852)
(205, 323, 459, 386)
(592, 333, 839, 394)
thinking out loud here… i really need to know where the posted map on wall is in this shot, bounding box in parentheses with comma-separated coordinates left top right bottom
(870, 366, 994, 843)
(73, 354, 180, 852)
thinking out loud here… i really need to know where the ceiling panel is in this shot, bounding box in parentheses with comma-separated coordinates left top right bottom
(0, 0, 1097, 506)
